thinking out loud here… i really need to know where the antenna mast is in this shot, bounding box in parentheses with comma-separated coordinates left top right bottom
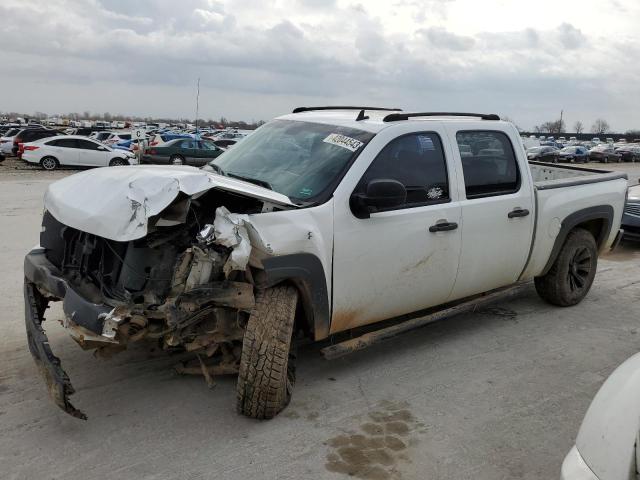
(195, 77, 200, 136)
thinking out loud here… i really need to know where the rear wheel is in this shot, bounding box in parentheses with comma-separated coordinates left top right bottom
(109, 158, 128, 166)
(40, 156, 58, 171)
(535, 228, 598, 306)
(236, 285, 298, 419)
(170, 154, 184, 165)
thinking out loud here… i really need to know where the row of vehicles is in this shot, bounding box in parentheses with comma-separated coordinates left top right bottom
(526, 142, 640, 163)
(0, 124, 250, 169)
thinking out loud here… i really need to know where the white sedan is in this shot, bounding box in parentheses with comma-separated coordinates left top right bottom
(22, 135, 138, 170)
(562, 352, 640, 479)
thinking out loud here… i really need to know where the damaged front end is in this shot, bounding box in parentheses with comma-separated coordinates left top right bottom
(24, 169, 294, 419)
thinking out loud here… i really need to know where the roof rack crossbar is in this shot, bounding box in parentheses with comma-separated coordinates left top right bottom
(383, 112, 500, 122)
(292, 106, 402, 114)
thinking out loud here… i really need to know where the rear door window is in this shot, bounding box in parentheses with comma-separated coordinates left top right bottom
(48, 138, 77, 148)
(456, 131, 520, 199)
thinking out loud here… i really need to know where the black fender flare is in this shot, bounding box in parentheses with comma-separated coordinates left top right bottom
(258, 254, 330, 340)
(540, 205, 614, 276)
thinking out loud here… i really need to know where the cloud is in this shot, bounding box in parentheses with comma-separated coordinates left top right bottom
(0, 0, 637, 131)
(419, 27, 475, 50)
(556, 22, 586, 49)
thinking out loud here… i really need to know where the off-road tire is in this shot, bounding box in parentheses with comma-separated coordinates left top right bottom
(40, 156, 59, 170)
(109, 158, 128, 166)
(534, 228, 598, 307)
(170, 154, 184, 165)
(236, 285, 298, 419)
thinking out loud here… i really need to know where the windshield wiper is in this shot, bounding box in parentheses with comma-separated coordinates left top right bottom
(227, 173, 273, 190)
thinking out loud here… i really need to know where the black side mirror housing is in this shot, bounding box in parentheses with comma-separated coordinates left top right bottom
(350, 179, 407, 219)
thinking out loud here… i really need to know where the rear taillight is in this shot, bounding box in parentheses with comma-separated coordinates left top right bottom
(24, 145, 40, 151)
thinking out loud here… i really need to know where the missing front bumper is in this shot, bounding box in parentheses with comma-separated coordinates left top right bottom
(24, 281, 87, 420)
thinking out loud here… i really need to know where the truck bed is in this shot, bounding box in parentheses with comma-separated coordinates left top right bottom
(529, 161, 628, 190)
(520, 161, 628, 281)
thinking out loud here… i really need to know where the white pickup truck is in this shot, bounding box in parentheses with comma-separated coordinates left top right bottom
(24, 108, 627, 420)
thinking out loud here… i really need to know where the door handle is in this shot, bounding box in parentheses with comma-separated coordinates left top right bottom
(429, 222, 458, 233)
(508, 208, 530, 218)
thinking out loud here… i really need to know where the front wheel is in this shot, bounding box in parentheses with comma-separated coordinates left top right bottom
(40, 156, 58, 170)
(535, 228, 598, 306)
(109, 158, 128, 166)
(236, 285, 298, 419)
(170, 155, 184, 165)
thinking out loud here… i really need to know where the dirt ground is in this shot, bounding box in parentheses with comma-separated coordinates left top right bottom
(1, 162, 640, 480)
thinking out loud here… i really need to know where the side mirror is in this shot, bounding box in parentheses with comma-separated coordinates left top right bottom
(350, 179, 407, 219)
(97, 146, 107, 151)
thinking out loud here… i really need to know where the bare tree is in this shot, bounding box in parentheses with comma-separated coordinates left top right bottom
(591, 118, 610, 134)
(534, 119, 565, 134)
(573, 121, 584, 134)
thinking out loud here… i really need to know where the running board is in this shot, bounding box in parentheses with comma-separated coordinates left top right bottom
(321, 283, 530, 360)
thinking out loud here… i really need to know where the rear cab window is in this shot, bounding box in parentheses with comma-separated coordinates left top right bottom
(455, 131, 520, 199)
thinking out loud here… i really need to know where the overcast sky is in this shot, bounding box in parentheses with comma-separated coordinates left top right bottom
(1, 0, 638, 131)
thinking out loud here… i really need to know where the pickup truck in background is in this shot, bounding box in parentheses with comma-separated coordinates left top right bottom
(23, 108, 627, 420)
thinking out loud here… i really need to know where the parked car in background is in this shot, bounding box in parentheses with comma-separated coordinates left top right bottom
(21, 135, 137, 170)
(12, 128, 60, 155)
(526, 146, 560, 162)
(210, 130, 248, 142)
(148, 132, 192, 146)
(614, 145, 640, 162)
(558, 146, 589, 163)
(112, 138, 142, 152)
(589, 144, 622, 163)
(621, 185, 640, 241)
(0, 128, 22, 154)
(561, 350, 640, 479)
(142, 138, 224, 166)
(89, 131, 113, 142)
(103, 132, 133, 145)
(212, 138, 239, 149)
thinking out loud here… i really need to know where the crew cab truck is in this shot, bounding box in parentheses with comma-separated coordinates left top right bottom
(24, 108, 627, 420)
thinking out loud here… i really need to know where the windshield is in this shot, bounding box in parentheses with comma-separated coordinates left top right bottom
(210, 119, 375, 203)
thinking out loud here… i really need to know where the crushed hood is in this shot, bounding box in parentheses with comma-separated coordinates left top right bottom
(44, 165, 296, 241)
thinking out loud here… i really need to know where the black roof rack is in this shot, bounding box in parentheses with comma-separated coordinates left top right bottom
(292, 106, 402, 114)
(383, 112, 500, 122)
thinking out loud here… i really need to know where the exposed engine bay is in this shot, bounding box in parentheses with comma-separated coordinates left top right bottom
(38, 188, 281, 387)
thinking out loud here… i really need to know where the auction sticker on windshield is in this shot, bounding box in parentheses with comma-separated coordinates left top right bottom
(323, 133, 364, 152)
